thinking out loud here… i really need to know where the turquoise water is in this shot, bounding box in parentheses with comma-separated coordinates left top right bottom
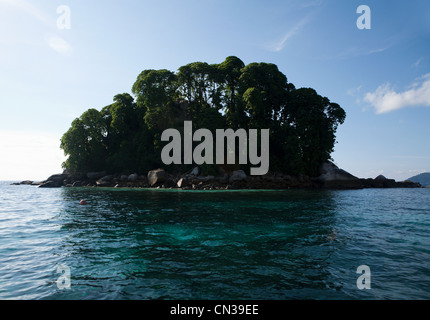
(1, 181, 430, 300)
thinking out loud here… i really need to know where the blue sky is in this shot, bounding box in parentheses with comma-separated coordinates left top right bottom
(0, 0, 429, 181)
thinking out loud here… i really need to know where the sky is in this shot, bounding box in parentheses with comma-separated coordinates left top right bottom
(0, 0, 429, 181)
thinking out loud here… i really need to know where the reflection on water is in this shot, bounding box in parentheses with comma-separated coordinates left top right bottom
(53, 188, 340, 300)
(1, 183, 430, 299)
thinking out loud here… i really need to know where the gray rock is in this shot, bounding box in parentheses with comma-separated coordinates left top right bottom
(148, 169, 168, 186)
(87, 171, 106, 180)
(317, 162, 359, 182)
(375, 175, 388, 180)
(47, 174, 67, 184)
(229, 170, 247, 183)
(99, 175, 113, 182)
(39, 181, 61, 188)
(177, 177, 194, 188)
(315, 162, 363, 189)
(120, 175, 128, 181)
(177, 178, 186, 188)
(72, 181, 83, 187)
(96, 180, 112, 187)
(189, 166, 200, 176)
(96, 175, 113, 187)
(128, 173, 139, 182)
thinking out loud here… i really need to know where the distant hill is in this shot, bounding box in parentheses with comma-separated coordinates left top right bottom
(407, 173, 430, 187)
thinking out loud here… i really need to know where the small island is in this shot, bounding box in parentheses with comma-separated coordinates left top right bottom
(13, 57, 422, 190)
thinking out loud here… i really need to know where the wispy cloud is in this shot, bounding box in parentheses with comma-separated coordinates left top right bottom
(412, 57, 425, 68)
(413, 57, 423, 68)
(336, 32, 406, 60)
(364, 73, 430, 114)
(0, 0, 53, 26)
(337, 45, 391, 59)
(270, 17, 310, 52)
(0, 0, 73, 56)
(45, 35, 73, 56)
(367, 47, 390, 55)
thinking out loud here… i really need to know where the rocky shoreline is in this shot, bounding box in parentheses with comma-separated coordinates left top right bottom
(11, 162, 423, 190)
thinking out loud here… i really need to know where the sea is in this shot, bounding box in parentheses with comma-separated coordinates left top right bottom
(1, 180, 430, 300)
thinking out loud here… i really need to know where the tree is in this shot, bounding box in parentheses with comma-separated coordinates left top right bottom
(285, 88, 346, 176)
(238, 62, 290, 129)
(61, 57, 346, 177)
(132, 69, 179, 131)
(217, 56, 245, 117)
(61, 108, 107, 172)
(102, 94, 141, 173)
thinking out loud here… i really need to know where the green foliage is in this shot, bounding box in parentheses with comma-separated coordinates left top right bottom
(60, 57, 346, 177)
(60, 109, 107, 173)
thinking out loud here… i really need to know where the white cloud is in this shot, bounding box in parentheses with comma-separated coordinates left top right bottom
(0, 131, 66, 181)
(413, 57, 425, 68)
(364, 74, 430, 114)
(413, 58, 422, 68)
(46, 35, 73, 56)
(0, 0, 73, 56)
(367, 47, 390, 55)
(337, 45, 392, 59)
(270, 17, 310, 52)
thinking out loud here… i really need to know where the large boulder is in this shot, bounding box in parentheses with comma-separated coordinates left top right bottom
(87, 171, 106, 180)
(72, 181, 83, 187)
(96, 175, 114, 187)
(188, 166, 200, 176)
(39, 181, 61, 188)
(128, 173, 139, 182)
(38, 173, 69, 188)
(177, 177, 191, 188)
(96, 180, 112, 187)
(47, 174, 68, 184)
(19, 180, 33, 185)
(358, 174, 396, 188)
(375, 175, 388, 181)
(316, 162, 362, 189)
(99, 175, 113, 182)
(148, 169, 169, 187)
(229, 170, 247, 183)
(317, 162, 359, 181)
(11, 180, 34, 186)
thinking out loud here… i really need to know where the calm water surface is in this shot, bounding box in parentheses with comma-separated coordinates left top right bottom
(1, 181, 429, 300)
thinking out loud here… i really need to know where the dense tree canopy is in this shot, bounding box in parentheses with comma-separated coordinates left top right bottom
(61, 57, 346, 177)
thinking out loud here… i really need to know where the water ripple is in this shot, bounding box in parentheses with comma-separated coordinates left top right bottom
(1, 182, 430, 299)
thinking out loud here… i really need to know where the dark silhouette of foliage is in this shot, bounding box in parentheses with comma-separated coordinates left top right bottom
(61, 57, 346, 176)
